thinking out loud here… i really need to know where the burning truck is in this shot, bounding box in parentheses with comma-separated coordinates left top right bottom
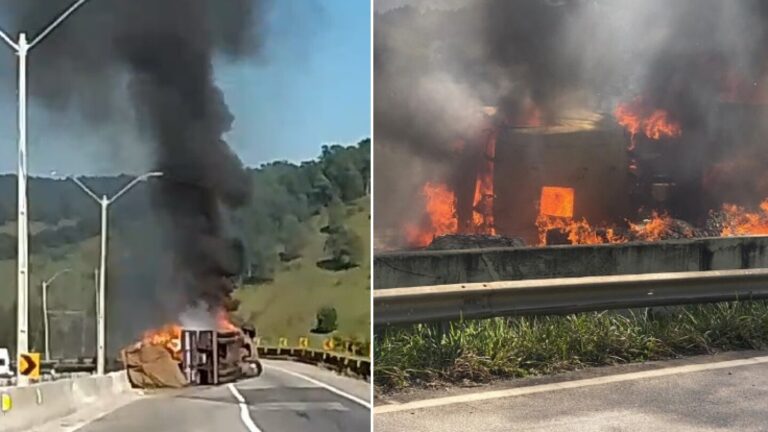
(383, 92, 768, 251)
(122, 313, 263, 389)
(374, 0, 768, 254)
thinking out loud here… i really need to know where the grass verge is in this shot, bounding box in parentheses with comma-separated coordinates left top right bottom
(375, 301, 768, 392)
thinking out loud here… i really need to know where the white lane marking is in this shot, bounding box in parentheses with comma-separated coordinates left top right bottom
(375, 355, 768, 414)
(227, 383, 263, 432)
(250, 402, 349, 411)
(267, 364, 372, 409)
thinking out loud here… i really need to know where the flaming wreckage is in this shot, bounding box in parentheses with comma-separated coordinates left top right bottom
(122, 319, 263, 389)
(393, 102, 768, 250)
(375, 0, 768, 261)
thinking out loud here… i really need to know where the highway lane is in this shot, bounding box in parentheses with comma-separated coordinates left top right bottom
(63, 360, 370, 432)
(375, 352, 768, 432)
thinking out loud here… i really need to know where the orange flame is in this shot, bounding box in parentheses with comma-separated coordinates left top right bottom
(471, 130, 497, 234)
(216, 309, 238, 333)
(405, 182, 458, 247)
(142, 324, 182, 356)
(627, 211, 686, 241)
(139, 310, 238, 358)
(539, 186, 575, 218)
(536, 215, 622, 246)
(536, 186, 617, 245)
(536, 187, 689, 245)
(643, 110, 682, 140)
(615, 99, 682, 150)
(720, 200, 768, 236)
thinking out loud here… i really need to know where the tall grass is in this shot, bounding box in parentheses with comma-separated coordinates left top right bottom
(375, 301, 768, 391)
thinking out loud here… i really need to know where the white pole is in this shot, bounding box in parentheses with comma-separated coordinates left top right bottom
(70, 172, 161, 375)
(42, 280, 48, 361)
(42, 268, 70, 361)
(0, 0, 91, 387)
(15, 33, 29, 387)
(94, 267, 98, 358)
(97, 197, 107, 375)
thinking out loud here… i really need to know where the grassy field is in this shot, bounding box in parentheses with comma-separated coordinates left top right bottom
(0, 196, 371, 354)
(375, 301, 768, 391)
(234, 196, 371, 346)
(0, 234, 101, 354)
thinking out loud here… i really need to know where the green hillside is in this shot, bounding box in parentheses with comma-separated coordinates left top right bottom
(0, 140, 371, 357)
(234, 196, 370, 344)
(0, 234, 101, 357)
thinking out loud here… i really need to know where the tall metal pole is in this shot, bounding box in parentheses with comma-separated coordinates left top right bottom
(42, 280, 48, 360)
(0, 0, 92, 387)
(42, 268, 71, 361)
(94, 267, 98, 358)
(97, 197, 107, 375)
(71, 172, 162, 375)
(15, 33, 29, 387)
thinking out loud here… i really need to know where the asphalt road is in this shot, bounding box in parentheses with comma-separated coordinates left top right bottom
(55, 360, 370, 432)
(375, 352, 768, 432)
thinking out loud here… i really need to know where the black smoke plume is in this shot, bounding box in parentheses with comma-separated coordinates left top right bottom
(4, 0, 265, 342)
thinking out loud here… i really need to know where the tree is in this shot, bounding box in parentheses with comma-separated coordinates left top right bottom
(321, 225, 364, 270)
(279, 215, 309, 261)
(311, 306, 338, 334)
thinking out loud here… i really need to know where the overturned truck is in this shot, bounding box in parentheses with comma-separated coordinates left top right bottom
(122, 326, 263, 388)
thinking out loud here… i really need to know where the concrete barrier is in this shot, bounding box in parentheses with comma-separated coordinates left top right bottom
(374, 235, 768, 289)
(0, 371, 132, 432)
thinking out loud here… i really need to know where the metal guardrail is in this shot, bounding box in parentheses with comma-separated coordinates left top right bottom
(2, 348, 370, 386)
(1, 359, 99, 386)
(374, 268, 768, 325)
(8, 358, 98, 374)
(257, 346, 370, 379)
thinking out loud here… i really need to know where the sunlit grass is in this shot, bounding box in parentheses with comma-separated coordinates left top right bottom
(375, 301, 768, 391)
(235, 197, 371, 346)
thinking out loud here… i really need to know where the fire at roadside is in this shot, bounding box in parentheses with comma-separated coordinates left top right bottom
(120, 311, 262, 389)
(389, 104, 768, 251)
(374, 0, 768, 252)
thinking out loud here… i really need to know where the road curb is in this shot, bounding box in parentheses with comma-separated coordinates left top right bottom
(0, 371, 131, 432)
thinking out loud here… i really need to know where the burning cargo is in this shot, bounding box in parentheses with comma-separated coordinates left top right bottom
(391, 100, 768, 252)
(122, 321, 262, 389)
(374, 0, 768, 256)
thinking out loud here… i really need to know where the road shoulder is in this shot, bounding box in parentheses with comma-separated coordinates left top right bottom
(376, 350, 768, 406)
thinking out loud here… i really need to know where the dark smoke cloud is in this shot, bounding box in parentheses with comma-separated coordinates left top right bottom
(4, 0, 267, 343)
(374, 0, 584, 235)
(375, 0, 581, 157)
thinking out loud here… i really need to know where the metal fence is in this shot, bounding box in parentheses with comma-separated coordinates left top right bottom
(374, 268, 768, 325)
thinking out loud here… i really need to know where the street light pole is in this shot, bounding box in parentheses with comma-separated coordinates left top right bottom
(0, 0, 91, 387)
(42, 269, 71, 361)
(98, 196, 107, 373)
(71, 172, 162, 375)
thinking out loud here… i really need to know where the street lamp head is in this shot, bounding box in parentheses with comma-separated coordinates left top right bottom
(44, 268, 72, 286)
(142, 171, 163, 180)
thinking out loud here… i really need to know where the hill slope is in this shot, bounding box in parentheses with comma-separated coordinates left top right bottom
(0, 140, 371, 356)
(234, 196, 370, 344)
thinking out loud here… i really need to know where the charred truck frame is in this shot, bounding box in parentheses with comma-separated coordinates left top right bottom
(180, 327, 262, 386)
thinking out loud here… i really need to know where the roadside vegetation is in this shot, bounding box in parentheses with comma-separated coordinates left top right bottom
(0, 139, 371, 357)
(375, 301, 768, 391)
(234, 196, 370, 345)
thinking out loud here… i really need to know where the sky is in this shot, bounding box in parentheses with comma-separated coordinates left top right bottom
(0, 0, 371, 175)
(375, 0, 476, 12)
